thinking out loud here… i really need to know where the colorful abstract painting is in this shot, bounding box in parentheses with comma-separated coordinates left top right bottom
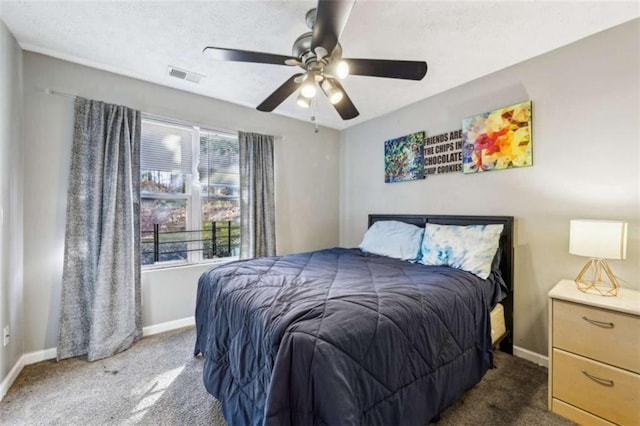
(462, 101, 532, 174)
(384, 131, 426, 183)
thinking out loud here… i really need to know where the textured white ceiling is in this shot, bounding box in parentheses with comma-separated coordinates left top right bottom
(1, 1, 638, 129)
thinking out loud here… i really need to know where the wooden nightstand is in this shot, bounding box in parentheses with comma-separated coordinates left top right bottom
(548, 279, 640, 425)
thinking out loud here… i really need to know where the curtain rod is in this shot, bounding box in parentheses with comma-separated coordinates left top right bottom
(44, 88, 285, 140)
(45, 88, 76, 99)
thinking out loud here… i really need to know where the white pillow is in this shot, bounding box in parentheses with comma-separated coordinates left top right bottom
(419, 223, 503, 279)
(359, 220, 424, 262)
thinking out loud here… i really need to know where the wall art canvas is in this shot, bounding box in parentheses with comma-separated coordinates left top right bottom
(384, 131, 426, 183)
(462, 101, 532, 174)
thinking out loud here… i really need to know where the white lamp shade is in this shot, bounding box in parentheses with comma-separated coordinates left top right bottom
(569, 220, 628, 260)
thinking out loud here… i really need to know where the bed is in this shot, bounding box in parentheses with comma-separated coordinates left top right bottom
(194, 214, 514, 425)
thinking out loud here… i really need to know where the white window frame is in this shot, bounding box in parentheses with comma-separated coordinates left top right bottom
(141, 115, 239, 269)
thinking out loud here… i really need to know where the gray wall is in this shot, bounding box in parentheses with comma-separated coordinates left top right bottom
(0, 20, 24, 383)
(22, 52, 340, 353)
(339, 20, 639, 357)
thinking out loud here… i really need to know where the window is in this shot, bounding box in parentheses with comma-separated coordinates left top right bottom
(140, 117, 240, 266)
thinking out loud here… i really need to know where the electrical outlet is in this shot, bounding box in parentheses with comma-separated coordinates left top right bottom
(3, 326, 9, 347)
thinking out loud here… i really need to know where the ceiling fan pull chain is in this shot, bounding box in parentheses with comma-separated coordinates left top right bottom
(311, 97, 319, 133)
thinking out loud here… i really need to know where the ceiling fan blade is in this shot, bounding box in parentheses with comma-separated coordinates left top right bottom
(257, 74, 304, 112)
(203, 46, 299, 66)
(311, 0, 355, 59)
(329, 79, 359, 120)
(345, 58, 428, 80)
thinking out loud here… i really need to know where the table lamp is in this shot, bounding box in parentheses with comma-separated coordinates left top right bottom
(569, 219, 628, 296)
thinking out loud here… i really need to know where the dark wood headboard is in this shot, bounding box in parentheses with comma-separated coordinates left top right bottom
(368, 214, 514, 354)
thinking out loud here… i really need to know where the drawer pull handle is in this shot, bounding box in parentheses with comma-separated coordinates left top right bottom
(581, 316, 614, 328)
(582, 370, 614, 387)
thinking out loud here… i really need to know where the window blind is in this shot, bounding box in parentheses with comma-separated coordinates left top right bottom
(199, 131, 240, 198)
(141, 120, 193, 174)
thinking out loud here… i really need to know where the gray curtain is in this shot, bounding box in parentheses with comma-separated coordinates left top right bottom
(238, 131, 276, 259)
(57, 97, 142, 361)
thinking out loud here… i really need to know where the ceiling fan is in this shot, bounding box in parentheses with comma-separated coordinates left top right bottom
(203, 0, 428, 120)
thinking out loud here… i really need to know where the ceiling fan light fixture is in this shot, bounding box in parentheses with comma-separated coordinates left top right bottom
(328, 90, 343, 105)
(300, 82, 317, 98)
(336, 60, 349, 79)
(296, 92, 311, 108)
(324, 60, 349, 80)
(321, 79, 343, 104)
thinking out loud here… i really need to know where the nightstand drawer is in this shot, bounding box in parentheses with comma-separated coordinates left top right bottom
(552, 399, 615, 426)
(553, 349, 640, 426)
(553, 299, 640, 373)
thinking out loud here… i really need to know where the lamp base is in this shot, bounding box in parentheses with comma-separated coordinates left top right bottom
(575, 258, 619, 297)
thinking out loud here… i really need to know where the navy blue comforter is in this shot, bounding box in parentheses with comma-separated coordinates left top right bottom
(195, 248, 500, 426)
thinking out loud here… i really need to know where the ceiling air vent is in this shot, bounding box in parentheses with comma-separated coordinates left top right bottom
(168, 66, 204, 84)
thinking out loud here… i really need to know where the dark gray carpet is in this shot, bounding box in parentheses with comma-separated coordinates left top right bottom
(1, 327, 572, 425)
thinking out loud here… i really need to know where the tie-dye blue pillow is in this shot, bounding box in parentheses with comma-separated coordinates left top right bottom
(359, 220, 424, 262)
(419, 223, 504, 279)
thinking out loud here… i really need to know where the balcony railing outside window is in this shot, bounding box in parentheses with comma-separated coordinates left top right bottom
(141, 221, 240, 265)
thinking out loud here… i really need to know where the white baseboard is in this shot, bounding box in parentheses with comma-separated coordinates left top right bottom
(0, 356, 25, 401)
(22, 347, 57, 365)
(513, 345, 548, 368)
(1, 317, 194, 401)
(0, 347, 58, 401)
(142, 316, 195, 337)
